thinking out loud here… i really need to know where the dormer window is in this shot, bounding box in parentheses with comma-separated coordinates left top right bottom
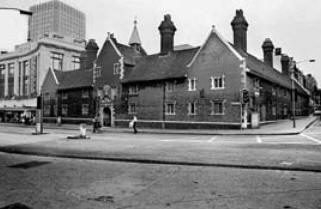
(211, 75, 225, 90)
(188, 78, 197, 91)
(114, 63, 121, 75)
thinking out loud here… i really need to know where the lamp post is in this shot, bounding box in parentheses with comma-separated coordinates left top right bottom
(0, 7, 32, 16)
(289, 58, 315, 128)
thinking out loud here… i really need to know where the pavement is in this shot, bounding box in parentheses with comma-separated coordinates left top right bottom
(1, 115, 318, 135)
(0, 115, 320, 173)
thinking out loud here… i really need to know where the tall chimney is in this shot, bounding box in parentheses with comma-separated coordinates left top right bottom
(80, 39, 99, 69)
(231, 9, 248, 52)
(281, 54, 290, 75)
(262, 38, 274, 67)
(158, 14, 176, 55)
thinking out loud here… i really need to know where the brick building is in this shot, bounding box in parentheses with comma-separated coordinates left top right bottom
(93, 20, 146, 127)
(40, 11, 313, 129)
(116, 11, 311, 129)
(41, 39, 98, 123)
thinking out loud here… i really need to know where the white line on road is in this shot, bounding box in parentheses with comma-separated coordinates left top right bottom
(300, 133, 321, 144)
(256, 136, 262, 143)
(207, 136, 216, 143)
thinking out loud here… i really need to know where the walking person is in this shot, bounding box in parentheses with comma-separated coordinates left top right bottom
(132, 115, 138, 134)
(92, 115, 98, 133)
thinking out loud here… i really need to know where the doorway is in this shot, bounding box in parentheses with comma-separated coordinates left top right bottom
(103, 107, 111, 127)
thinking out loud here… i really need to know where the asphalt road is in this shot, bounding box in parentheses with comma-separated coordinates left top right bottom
(0, 122, 320, 208)
(0, 152, 321, 209)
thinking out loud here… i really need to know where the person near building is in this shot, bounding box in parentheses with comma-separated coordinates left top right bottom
(132, 115, 138, 134)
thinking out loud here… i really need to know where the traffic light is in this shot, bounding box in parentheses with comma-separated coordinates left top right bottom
(242, 89, 249, 104)
(37, 96, 42, 109)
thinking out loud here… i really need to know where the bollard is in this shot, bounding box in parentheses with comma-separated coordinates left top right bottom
(79, 123, 86, 138)
(57, 116, 61, 126)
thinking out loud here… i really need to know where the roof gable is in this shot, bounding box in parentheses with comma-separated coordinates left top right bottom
(187, 26, 243, 68)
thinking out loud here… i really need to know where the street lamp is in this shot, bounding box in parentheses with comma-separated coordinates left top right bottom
(289, 58, 316, 128)
(0, 7, 32, 16)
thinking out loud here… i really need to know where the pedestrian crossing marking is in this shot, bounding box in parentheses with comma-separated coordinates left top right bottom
(300, 133, 321, 144)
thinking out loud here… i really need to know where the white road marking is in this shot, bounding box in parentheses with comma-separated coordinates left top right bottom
(207, 136, 216, 143)
(280, 161, 293, 166)
(256, 136, 262, 143)
(300, 133, 321, 144)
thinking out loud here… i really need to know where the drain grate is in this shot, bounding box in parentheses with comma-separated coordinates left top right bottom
(0, 203, 32, 209)
(8, 161, 51, 169)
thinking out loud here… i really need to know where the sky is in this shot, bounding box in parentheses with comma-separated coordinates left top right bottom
(1, 0, 321, 85)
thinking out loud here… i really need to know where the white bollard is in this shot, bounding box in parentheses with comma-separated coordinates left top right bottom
(80, 123, 86, 137)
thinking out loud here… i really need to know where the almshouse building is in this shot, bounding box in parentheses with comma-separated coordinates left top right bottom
(41, 10, 314, 129)
(117, 11, 311, 129)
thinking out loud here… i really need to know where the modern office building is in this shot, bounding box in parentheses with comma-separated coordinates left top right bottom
(28, 0, 86, 42)
(0, 34, 85, 123)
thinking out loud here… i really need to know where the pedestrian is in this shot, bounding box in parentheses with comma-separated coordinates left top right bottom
(92, 115, 98, 133)
(132, 115, 138, 134)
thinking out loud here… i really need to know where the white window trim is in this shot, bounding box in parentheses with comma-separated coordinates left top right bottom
(82, 89, 89, 98)
(210, 75, 225, 90)
(188, 102, 197, 115)
(210, 100, 226, 115)
(62, 104, 68, 116)
(113, 63, 121, 75)
(82, 104, 89, 116)
(128, 103, 137, 115)
(165, 102, 176, 115)
(188, 78, 197, 91)
(129, 85, 139, 95)
(95, 66, 102, 78)
(166, 81, 176, 92)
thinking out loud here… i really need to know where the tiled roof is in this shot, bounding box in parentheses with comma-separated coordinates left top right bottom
(123, 47, 200, 83)
(234, 47, 309, 95)
(54, 69, 93, 90)
(116, 42, 147, 65)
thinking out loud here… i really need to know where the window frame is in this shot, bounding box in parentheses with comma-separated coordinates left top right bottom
(62, 92, 68, 100)
(188, 78, 197, 91)
(72, 56, 80, 70)
(128, 103, 137, 115)
(166, 81, 176, 92)
(188, 102, 197, 115)
(210, 75, 225, 90)
(113, 63, 121, 75)
(128, 85, 139, 95)
(61, 104, 68, 116)
(210, 100, 225, 115)
(81, 89, 89, 98)
(51, 52, 64, 71)
(165, 102, 176, 115)
(81, 104, 89, 116)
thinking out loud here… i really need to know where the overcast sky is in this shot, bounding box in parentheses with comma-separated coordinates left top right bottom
(1, 0, 321, 85)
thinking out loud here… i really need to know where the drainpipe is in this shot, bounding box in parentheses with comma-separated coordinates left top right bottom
(162, 81, 166, 129)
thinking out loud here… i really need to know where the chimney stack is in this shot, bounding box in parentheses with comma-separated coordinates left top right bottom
(80, 39, 99, 69)
(262, 38, 274, 67)
(158, 14, 176, 55)
(231, 9, 248, 52)
(281, 54, 290, 75)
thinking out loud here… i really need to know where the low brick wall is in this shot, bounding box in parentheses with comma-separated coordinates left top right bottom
(115, 120, 240, 129)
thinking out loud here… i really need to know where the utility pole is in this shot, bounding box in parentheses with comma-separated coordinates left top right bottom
(290, 58, 316, 128)
(290, 58, 296, 128)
